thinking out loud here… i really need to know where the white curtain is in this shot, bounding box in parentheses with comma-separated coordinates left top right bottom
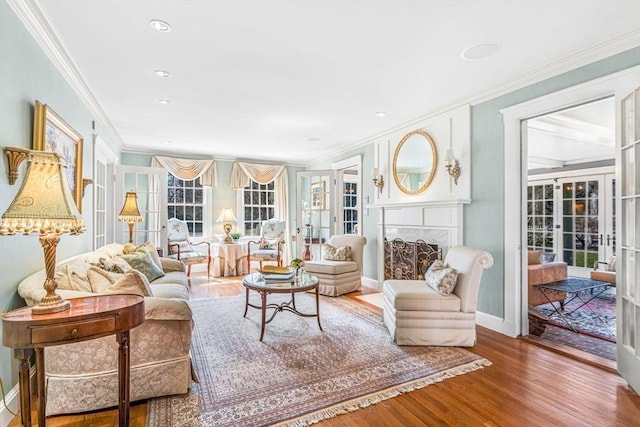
(152, 156, 217, 187)
(231, 162, 290, 262)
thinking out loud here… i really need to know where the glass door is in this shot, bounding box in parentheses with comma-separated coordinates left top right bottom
(296, 170, 334, 261)
(558, 177, 605, 277)
(527, 180, 557, 254)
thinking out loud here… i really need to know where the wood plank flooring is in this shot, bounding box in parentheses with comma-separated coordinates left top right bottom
(9, 272, 640, 426)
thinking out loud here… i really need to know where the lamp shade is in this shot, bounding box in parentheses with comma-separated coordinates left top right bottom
(216, 208, 237, 223)
(118, 192, 143, 223)
(0, 151, 84, 236)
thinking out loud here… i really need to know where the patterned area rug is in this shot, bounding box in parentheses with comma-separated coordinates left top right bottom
(536, 286, 616, 342)
(147, 293, 491, 426)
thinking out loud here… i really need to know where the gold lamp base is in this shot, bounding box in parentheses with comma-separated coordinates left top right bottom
(32, 294, 71, 315)
(31, 234, 71, 315)
(222, 223, 233, 244)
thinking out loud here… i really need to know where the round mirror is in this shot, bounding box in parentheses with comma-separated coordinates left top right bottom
(392, 130, 437, 194)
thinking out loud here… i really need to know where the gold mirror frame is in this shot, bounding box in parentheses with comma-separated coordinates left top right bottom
(392, 130, 438, 195)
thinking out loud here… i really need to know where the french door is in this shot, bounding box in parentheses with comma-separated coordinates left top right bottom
(296, 170, 334, 261)
(115, 165, 168, 248)
(617, 86, 640, 393)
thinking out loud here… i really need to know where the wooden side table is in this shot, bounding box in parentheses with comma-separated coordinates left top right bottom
(2, 294, 145, 427)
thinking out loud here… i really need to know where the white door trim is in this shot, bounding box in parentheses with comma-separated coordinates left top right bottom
(500, 65, 640, 338)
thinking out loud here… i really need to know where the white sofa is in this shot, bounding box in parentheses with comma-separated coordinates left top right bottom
(17, 242, 196, 416)
(383, 246, 493, 347)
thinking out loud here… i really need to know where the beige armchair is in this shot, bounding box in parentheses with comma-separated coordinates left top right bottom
(247, 218, 285, 271)
(167, 217, 211, 276)
(383, 246, 493, 347)
(303, 234, 367, 296)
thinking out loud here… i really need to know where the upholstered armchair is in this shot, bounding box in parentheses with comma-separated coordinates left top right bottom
(247, 218, 285, 271)
(303, 234, 367, 296)
(383, 246, 493, 347)
(591, 255, 616, 285)
(167, 217, 211, 276)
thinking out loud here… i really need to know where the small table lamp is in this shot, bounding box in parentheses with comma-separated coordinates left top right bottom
(0, 151, 85, 314)
(118, 191, 143, 244)
(217, 208, 237, 244)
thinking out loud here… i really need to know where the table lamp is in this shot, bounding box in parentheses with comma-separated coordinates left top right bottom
(217, 207, 237, 244)
(0, 151, 85, 314)
(118, 191, 143, 244)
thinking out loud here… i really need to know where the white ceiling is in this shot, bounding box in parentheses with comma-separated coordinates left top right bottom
(22, 1, 640, 164)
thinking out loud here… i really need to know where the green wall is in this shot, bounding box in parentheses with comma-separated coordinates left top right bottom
(468, 47, 640, 317)
(0, 3, 102, 398)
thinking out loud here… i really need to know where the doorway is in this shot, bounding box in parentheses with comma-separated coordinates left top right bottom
(524, 97, 617, 362)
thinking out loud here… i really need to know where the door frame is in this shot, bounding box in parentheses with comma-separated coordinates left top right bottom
(500, 65, 639, 339)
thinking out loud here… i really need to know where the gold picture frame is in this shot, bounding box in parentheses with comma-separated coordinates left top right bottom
(311, 181, 325, 209)
(33, 101, 84, 212)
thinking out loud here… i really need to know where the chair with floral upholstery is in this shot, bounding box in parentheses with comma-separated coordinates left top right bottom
(246, 218, 285, 271)
(167, 217, 211, 276)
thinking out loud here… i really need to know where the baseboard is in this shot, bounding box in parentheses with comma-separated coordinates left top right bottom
(0, 382, 19, 427)
(477, 311, 519, 338)
(361, 276, 380, 291)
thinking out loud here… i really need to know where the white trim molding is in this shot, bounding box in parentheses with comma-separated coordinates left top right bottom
(6, 0, 124, 152)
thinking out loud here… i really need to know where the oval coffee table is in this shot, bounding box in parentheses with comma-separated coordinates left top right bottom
(242, 271, 322, 341)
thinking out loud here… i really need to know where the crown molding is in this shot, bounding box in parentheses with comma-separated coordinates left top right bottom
(7, 0, 124, 152)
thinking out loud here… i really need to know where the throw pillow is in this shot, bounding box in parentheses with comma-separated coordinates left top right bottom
(527, 250, 542, 265)
(100, 269, 153, 297)
(323, 244, 352, 261)
(144, 242, 163, 269)
(169, 241, 194, 255)
(54, 258, 92, 292)
(259, 237, 275, 250)
(120, 246, 165, 282)
(425, 260, 459, 296)
(90, 257, 126, 274)
(87, 267, 122, 293)
(606, 254, 617, 272)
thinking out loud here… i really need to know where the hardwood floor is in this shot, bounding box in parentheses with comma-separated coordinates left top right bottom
(9, 272, 640, 426)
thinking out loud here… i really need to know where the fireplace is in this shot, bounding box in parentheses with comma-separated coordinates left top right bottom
(384, 238, 441, 280)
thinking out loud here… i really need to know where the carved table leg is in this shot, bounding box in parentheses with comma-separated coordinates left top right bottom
(35, 348, 45, 427)
(14, 349, 33, 427)
(117, 331, 130, 427)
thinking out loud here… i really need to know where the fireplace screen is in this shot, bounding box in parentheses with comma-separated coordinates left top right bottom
(384, 238, 441, 280)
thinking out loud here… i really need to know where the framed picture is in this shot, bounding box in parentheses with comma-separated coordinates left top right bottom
(33, 101, 84, 212)
(311, 181, 325, 209)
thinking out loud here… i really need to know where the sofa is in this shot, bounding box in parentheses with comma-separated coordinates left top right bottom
(17, 242, 195, 416)
(591, 255, 616, 285)
(527, 250, 567, 307)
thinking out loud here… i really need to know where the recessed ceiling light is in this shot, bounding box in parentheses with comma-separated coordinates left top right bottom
(460, 42, 501, 61)
(164, 140, 171, 144)
(154, 70, 172, 78)
(307, 137, 321, 143)
(375, 112, 387, 117)
(158, 99, 172, 106)
(149, 19, 171, 32)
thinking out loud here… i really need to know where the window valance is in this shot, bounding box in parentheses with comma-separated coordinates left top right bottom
(151, 156, 217, 187)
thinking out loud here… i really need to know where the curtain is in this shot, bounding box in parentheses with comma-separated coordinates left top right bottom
(231, 162, 290, 262)
(151, 156, 217, 187)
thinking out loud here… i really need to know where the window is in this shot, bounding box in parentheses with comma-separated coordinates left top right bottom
(167, 173, 204, 236)
(527, 182, 554, 252)
(242, 180, 275, 236)
(343, 182, 358, 234)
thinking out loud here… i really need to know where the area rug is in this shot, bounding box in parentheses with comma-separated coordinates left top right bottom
(535, 285, 616, 342)
(147, 293, 491, 426)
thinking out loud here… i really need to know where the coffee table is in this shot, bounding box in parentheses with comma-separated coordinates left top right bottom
(242, 271, 322, 341)
(534, 277, 611, 332)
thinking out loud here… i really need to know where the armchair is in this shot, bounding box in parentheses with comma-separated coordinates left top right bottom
(247, 218, 285, 271)
(303, 234, 367, 296)
(167, 217, 211, 276)
(383, 246, 493, 347)
(590, 254, 616, 285)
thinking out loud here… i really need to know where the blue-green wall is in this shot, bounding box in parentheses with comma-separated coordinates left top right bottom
(468, 47, 640, 317)
(0, 2, 104, 397)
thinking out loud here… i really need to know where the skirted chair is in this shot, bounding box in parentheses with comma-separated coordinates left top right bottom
(247, 218, 286, 271)
(383, 246, 494, 347)
(167, 217, 212, 276)
(303, 234, 367, 296)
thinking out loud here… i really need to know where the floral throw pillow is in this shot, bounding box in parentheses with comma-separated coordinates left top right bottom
(120, 246, 165, 282)
(425, 260, 459, 296)
(323, 244, 352, 261)
(259, 237, 276, 250)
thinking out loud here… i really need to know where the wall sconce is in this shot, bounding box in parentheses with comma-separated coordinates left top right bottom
(371, 167, 384, 194)
(444, 149, 461, 186)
